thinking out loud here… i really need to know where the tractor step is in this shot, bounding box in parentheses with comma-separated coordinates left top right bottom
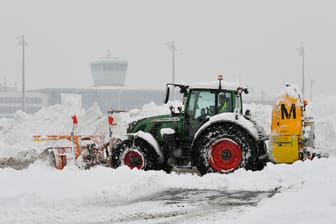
(171, 166, 200, 175)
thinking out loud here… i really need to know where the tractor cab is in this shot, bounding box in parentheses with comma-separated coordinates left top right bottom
(184, 87, 237, 141)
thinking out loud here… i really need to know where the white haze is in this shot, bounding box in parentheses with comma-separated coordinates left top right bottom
(1, 0, 336, 96)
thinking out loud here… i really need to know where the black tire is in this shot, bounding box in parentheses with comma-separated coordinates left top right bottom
(111, 138, 160, 170)
(48, 150, 57, 168)
(245, 141, 268, 171)
(192, 122, 263, 175)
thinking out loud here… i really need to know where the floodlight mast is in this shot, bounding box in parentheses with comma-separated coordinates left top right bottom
(301, 42, 305, 98)
(297, 41, 305, 98)
(166, 41, 177, 84)
(17, 35, 28, 112)
(166, 41, 177, 100)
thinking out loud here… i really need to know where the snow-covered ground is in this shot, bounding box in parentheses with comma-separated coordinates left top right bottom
(0, 95, 336, 223)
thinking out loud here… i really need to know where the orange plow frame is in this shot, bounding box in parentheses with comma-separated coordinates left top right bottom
(33, 134, 108, 169)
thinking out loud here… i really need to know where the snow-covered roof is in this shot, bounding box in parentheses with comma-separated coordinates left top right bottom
(91, 57, 128, 64)
(188, 81, 243, 91)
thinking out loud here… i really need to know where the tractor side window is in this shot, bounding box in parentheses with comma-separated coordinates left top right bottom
(186, 91, 198, 118)
(217, 91, 234, 113)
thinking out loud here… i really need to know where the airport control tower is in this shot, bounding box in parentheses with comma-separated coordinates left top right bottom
(90, 51, 128, 87)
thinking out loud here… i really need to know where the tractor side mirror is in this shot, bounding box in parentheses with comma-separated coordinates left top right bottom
(237, 87, 249, 95)
(169, 105, 175, 114)
(244, 109, 252, 119)
(164, 85, 170, 104)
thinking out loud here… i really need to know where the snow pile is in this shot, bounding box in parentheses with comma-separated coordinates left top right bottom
(310, 95, 336, 156)
(0, 101, 175, 158)
(0, 102, 103, 158)
(244, 103, 272, 134)
(230, 158, 336, 224)
(278, 83, 303, 102)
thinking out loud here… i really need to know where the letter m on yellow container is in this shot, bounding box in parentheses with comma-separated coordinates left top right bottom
(270, 85, 304, 164)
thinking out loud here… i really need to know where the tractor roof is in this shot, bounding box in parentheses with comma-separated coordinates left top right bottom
(188, 81, 243, 91)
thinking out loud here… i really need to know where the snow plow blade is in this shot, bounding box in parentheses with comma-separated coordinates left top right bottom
(33, 135, 107, 169)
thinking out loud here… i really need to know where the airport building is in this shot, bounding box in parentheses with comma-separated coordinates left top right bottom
(0, 89, 47, 117)
(0, 53, 164, 117)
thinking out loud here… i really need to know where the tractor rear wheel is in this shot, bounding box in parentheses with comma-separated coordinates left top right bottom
(111, 138, 160, 170)
(192, 122, 258, 175)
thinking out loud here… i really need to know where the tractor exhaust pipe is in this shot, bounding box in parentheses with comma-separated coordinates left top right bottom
(218, 74, 223, 89)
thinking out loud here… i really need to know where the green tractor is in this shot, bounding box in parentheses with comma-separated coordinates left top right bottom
(111, 76, 268, 175)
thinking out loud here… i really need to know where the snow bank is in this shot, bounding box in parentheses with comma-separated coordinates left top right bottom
(0, 101, 178, 158)
(229, 158, 336, 224)
(310, 95, 336, 156)
(0, 103, 104, 158)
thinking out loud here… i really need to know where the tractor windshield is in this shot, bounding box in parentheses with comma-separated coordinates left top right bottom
(186, 89, 235, 120)
(184, 89, 236, 140)
(186, 90, 215, 120)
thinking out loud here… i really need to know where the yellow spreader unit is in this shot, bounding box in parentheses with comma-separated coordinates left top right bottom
(270, 85, 304, 163)
(271, 135, 299, 163)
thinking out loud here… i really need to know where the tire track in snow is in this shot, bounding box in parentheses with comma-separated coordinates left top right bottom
(95, 188, 278, 224)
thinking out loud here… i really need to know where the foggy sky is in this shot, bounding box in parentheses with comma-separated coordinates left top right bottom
(1, 0, 336, 98)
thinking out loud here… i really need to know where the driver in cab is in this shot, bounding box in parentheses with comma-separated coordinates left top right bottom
(218, 93, 229, 113)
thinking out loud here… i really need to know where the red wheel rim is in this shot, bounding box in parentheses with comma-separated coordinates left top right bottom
(123, 150, 144, 169)
(208, 139, 242, 172)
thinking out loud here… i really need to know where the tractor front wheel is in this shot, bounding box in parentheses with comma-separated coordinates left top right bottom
(111, 138, 160, 170)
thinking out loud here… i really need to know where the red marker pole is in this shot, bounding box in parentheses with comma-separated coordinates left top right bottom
(71, 115, 78, 165)
(72, 115, 78, 127)
(108, 115, 114, 137)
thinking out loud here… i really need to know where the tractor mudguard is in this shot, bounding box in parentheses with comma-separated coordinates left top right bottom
(191, 116, 268, 174)
(127, 131, 164, 162)
(193, 112, 266, 143)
